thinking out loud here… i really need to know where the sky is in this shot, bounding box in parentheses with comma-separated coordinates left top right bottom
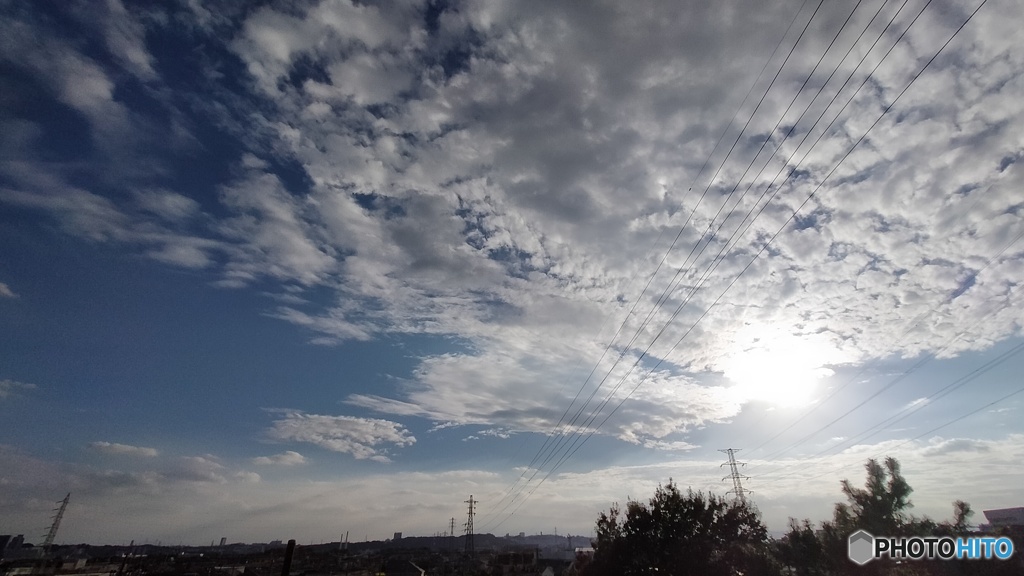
(1, 0, 1023, 546)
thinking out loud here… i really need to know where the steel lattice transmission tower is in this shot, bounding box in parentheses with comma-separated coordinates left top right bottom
(42, 493, 70, 551)
(463, 495, 477, 555)
(446, 516, 454, 553)
(719, 449, 752, 504)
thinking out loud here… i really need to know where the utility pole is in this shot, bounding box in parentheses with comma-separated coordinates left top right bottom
(464, 496, 476, 556)
(42, 493, 70, 553)
(719, 448, 751, 504)
(281, 539, 296, 576)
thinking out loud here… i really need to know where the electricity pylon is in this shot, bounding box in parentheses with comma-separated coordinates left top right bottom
(464, 496, 476, 555)
(719, 449, 752, 504)
(42, 493, 70, 552)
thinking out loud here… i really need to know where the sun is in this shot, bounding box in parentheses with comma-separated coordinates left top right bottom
(722, 326, 840, 407)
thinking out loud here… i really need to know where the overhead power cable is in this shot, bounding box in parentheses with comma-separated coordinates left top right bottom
(479, 0, 833, 529)
(483, 1, 884, 528)
(754, 351, 1024, 487)
(536, 0, 913, 482)
(487, 0, 990, 530)
(477, 0, 822, 528)
(745, 223, 1024, 469)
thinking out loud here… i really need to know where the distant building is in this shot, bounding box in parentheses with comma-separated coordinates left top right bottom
(219, 538, 227, 547)
(982, 507, 1024, 529)
(1, 535, 25, 558)
(392, 532, 402, 541)
(493, 549, 538, 575)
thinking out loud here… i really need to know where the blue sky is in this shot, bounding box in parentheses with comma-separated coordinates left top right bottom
(2, 0, 1023, 545)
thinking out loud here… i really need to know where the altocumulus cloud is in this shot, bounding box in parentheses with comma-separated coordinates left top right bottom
(1, 0, 1022, 475)
(210, 0, 1024, 446)
(265, 411, 415, 463)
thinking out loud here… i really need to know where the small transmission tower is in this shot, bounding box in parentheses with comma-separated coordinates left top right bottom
(42, 493, 71, 552)
(463, 495, 477, 555)
(719, 449, 751, 504)
(449, 517, 456, 555)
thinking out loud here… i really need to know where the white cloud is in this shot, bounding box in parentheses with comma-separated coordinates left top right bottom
(230, 0, 411, 95)
(464, 428, 515, 441)
(920, 437, 992, 457)
(252, 451, 308, 466)
(348, 345, 741, 446)
(0, 379, 36, 399)
(265, 411, 415, 463)
(94, 0, 157, 80)
(234, 471, 262, 483)
(163, 456, 229, 483)
(89, 441, 159, 457)
(641, 440, 699, 452)
(0, 282, 17, 299)
(147, 241, 213, 269)
(133, 189, 201, 222)
(905, 397, 930, 409)
(218, 171, 337, 285)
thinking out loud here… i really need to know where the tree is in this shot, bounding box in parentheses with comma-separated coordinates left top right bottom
(833, 457, 914, 538)
(585, 480, 781, 576)
(778, 519, 829, 576)
(779, 457, 989, 576)
(948, 500, 973, 536)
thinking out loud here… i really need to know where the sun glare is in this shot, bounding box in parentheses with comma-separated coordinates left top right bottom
(723, 326, 841, 407)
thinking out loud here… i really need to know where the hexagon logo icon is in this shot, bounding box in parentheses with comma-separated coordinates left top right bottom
(848, 529, 875, 565)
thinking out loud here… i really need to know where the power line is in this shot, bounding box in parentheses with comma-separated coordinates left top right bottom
(537, 0, 928, 485)
(556, 0, 914, 453)
(479, 0, 825, 529)
(756, 368, 1024, 488)
(503, 0, 834, 497)
(493, 0, 990, 528)
(751, 331, 1024, 485)
(482, 0, 920, 530)
(486, 0, 990, 532)
(730, 0, 1001, 469)
(688, 0, 972, 462)
(749, 228, 1023, 468)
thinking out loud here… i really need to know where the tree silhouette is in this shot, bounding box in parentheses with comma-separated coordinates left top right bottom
(833, 457, 914, 538)
(585, 480, 781, 576)
(777, 457, 1021, 576)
